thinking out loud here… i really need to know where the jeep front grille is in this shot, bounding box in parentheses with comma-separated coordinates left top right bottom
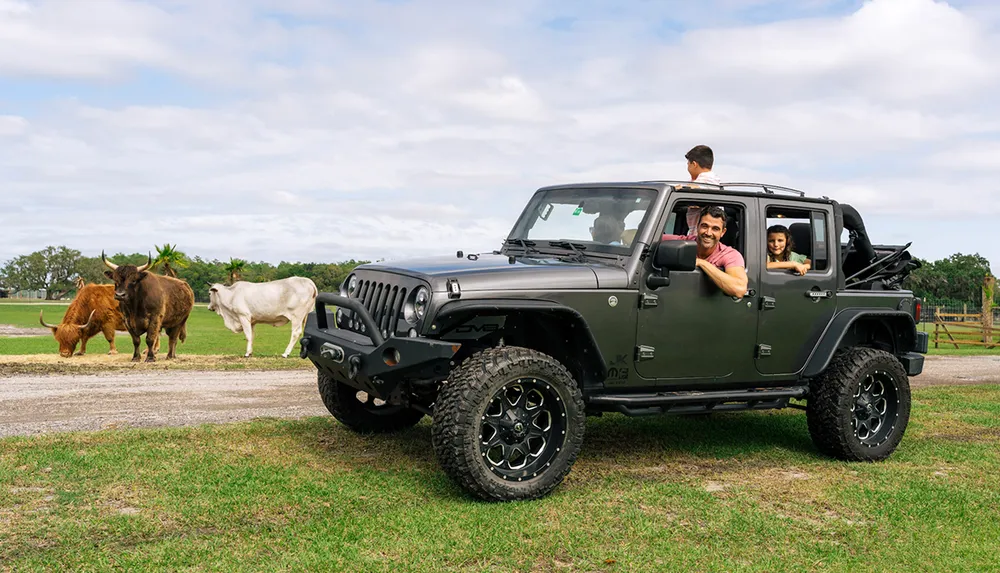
(349, 280, 407, 339)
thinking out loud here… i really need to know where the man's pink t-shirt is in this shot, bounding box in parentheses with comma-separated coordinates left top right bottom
(662, 234, 745, 271)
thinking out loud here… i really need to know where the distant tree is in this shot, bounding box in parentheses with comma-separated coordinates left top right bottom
(905, 252, 993, 304)
(225, 258, 247, 285)
(74, 256, 112, 286)
(152, 243, 190, 278)
(0, 246, 82, 299)
(176, 257, 227, 303)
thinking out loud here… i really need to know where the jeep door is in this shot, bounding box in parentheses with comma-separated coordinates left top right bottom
(755, 201, 838, 376)
(634, 193, 761, 385)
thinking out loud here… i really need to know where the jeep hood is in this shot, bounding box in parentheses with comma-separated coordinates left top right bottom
(360, 254, 629, 290)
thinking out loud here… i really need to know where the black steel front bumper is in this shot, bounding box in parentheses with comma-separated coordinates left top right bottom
(299, 293, 460, 400)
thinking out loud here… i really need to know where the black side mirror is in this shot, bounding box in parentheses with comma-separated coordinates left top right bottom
(655, 240, 697, 271)
(648, 240, 698, 289)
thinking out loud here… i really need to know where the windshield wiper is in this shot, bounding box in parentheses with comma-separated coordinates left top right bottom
(503, 238, 540, 256)
(548, 240, 589, 262)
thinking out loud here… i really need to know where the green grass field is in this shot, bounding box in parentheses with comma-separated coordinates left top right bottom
(0, 302, 309, 358)
(1, 385, 997, 572)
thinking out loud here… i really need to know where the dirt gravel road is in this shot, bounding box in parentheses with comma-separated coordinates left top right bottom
(1, 355, 997, 438)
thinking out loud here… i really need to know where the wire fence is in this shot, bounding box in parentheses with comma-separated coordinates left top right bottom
(922, 304, 999, 324)
(0, 289, 49, 300)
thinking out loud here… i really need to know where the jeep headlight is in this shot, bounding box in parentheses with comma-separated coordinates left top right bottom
(405, 286, 430, 324)
(346, 275, 359, 297)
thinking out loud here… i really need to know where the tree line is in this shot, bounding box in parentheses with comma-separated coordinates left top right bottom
(903, 253, 994, 307)
(0, 245, 994, 307)
(0, 245, 367, 303)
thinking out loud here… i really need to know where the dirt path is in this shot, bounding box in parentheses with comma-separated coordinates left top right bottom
(0, 355, 996, 438)
(0, 369, 325, 438)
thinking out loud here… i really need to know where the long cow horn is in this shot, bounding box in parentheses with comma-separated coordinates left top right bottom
(102, 250, 118, 270)
(39, 310, 59, 330)
(76, 309, 96, 330)
(136, 252, 152, 273)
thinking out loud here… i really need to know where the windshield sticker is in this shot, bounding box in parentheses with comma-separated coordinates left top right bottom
(572, 206, 583, 216)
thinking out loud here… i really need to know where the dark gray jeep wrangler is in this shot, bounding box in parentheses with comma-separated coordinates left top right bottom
(300, 181, 927, 501)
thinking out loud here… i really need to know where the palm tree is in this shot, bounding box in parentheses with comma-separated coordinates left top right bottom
(152, 244, 189, 278)
(225, 258, 247, 285)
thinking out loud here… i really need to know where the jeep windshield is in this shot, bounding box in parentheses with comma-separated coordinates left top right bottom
(506, 187, 658, 257)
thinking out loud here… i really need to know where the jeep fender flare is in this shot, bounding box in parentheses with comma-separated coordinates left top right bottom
(802, 308, 917, 378)
(433, 298, 609, 385)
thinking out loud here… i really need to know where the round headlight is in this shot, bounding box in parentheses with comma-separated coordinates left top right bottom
(346, 275, 359, 297)
(413, 287, 429, 320)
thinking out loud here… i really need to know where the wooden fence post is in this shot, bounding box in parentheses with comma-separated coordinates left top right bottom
(934, 308, 940, 349)
(984, 276, 995, 346)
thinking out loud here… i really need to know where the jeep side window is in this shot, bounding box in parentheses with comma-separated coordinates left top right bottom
(764, 207, 830, 273)
(663, 201, 746, 257)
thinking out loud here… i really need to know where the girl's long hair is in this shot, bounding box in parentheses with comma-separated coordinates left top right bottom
(767, 225, 794, 262)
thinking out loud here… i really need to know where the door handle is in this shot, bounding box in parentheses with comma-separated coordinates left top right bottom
(806, 289, 833, 300)
(761, 296, 776, 310)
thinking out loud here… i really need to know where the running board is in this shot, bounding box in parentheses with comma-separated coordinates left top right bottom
(587, 386, 809, 417)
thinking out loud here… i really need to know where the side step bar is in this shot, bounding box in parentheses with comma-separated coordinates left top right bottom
(586, 386, 809, 417)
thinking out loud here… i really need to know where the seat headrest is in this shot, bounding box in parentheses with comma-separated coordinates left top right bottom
(788, 222, 812, 258)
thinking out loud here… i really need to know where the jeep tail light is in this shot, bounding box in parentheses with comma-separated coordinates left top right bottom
(915, 300, 922, 323)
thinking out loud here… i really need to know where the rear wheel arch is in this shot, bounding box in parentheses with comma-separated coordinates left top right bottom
(803, 309, 917, 378)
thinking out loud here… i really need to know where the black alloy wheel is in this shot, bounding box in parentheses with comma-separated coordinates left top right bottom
(479, 377, 567, 482)
(852, 370, 900, 447)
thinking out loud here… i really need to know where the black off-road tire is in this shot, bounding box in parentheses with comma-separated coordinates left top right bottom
(317, 372, 424, 433)
(431, 346, 586, 502)
(807, 347, 911, 461)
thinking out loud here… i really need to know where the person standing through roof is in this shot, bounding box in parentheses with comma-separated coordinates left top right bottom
(681, 145, 722, 233)
(686, 145, 721, 185)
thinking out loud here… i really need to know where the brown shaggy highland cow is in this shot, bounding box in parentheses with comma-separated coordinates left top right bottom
(40, 283, 128, 358)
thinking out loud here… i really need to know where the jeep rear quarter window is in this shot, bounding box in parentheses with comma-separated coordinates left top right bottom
(764, 206, 830, 272)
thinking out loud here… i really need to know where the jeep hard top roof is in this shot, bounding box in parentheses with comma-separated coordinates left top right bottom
(536, 180, 838, 207)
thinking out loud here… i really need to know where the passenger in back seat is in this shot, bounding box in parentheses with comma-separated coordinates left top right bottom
(766, 225, 810, 275)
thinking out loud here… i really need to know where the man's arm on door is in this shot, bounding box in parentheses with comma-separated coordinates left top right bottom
(695, 259, 749, 298)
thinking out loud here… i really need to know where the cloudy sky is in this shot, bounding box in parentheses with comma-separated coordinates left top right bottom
(1, 0, 998, 269)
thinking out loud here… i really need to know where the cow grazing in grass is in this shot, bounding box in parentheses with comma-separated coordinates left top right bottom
(39, 283, 128, 358)
(207, 277, 318, 358)
(102, 252, 195, 362)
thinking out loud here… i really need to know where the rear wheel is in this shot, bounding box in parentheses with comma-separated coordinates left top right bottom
(317, 372, 424, 433)
(432, 346, 585, 502)
(807, 347, 911, 461)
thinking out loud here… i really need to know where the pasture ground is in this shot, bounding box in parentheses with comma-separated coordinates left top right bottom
(1, 385, 998, 572)
(2, 304, 998, 375)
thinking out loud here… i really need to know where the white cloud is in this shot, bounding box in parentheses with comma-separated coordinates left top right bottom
(0, 0, 174, 78)
(0, 0, 999, 269)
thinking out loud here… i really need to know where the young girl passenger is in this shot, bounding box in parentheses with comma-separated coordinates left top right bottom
(766, 225, 810, 276)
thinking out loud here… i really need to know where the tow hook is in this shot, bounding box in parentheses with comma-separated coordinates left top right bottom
(298, 337, 311, 359)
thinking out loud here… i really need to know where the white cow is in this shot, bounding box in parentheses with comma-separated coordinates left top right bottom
(207, 276, 318, 358)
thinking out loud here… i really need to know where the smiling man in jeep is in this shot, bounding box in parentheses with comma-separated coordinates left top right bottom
(663, 205, 748, 297)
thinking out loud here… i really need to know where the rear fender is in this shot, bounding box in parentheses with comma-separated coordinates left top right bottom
(803, 309, 918, 378)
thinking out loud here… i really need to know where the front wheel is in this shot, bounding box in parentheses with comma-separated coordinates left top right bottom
(432, 346, 585, 502)
(807, 347, 911, 461)
(317, 372, 424, 433)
